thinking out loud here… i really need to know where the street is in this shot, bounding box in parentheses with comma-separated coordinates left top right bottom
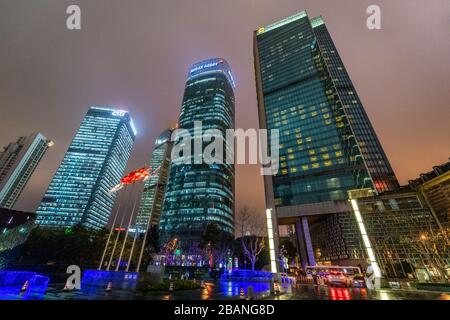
(5, 282, 448, 300)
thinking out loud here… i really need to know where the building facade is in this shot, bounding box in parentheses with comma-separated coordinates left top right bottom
(160, 58, 235, 255)
(409, 159, 450, 230)
(36, 107, 136, 230)
(0, 133, 52, 209)
(348, 191, 449, 281)
(254, 11, 399, 267)
(135, 128, 174, 232)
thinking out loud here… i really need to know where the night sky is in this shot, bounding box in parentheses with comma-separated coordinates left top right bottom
(1, 0, 449, 218)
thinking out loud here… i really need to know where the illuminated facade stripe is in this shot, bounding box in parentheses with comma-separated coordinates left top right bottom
(350, 199, 381, 278)
(266, 209, 278, 273)
(257, 11, 308, 35)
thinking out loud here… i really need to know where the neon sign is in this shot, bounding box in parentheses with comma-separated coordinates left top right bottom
(190, 61, 221, 74)
(112, 110, 127, 117)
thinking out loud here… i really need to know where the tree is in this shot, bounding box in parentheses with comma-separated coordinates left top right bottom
(20, 225, 108, 269)
(199, 222, 233, 268)
(279, 239, 296, 272)
(235, 207, 267, 271)
(406, 227, 449, 281)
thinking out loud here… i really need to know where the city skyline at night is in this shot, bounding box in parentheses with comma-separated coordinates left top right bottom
(0, 1, 449, 305)
(1, 1, 449, 219)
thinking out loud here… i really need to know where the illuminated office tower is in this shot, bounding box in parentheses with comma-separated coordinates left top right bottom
(0, 133, 52, 209)
(135, 128, 174, 232)
(254, 12, 399, 266)
(36, 107, 136, 230)
(160, 58, 235, 252)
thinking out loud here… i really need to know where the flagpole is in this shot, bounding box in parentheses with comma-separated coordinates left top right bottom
(107, 185, 131, 270)
(98, 199, 121, 270)
(116, 183, 140, 272)
(126, 181, 145, 272)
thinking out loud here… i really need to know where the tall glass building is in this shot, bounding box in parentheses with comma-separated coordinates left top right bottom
(135, 128, 174, 232)
(160, 58, 235, 254)
(36, 107, 136, 230)
(254, 12, 399, 266)
(0, 133, 53, 209)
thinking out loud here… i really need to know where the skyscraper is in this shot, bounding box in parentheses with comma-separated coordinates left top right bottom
(160, 58, 235, 253)
(254, 12, 399, 266)
(135, 128, 174, 232)
(0, 133, 52, 209)
(36, 107, 136, 230)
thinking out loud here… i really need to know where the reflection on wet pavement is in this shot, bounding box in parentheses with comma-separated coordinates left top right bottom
(1, 282, 448, 300)
(277, 284, 450, 300)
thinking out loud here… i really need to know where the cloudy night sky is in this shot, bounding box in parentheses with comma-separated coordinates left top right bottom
(0, 0, 449, 217)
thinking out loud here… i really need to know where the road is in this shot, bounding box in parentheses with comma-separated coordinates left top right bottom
(2, 282, 449, 300)
(275, 284, 450, 300)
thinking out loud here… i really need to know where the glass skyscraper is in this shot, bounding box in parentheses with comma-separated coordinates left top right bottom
(160, 58, 235, 253)
(254, 12, 399, 266)
(0, 133, 53, 209)
(135, 128, 174, 232)
(36, 107, 136, 230)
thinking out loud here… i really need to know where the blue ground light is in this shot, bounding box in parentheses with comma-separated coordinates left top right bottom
(220, 269, 273, 281)
(219, 280, 271, 297)
(81, 270, 139, 290)
(0, 271, 49, 300)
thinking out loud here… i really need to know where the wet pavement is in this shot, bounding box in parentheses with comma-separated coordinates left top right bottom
(2, 282, 449, 300)
(275, 284, 450, 300)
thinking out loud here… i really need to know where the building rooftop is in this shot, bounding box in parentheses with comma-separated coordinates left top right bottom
(408, 158, 450, 187)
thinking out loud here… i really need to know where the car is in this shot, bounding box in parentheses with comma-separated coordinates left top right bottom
(328, 272, 351, 287)
(351, 276, 366, 288)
